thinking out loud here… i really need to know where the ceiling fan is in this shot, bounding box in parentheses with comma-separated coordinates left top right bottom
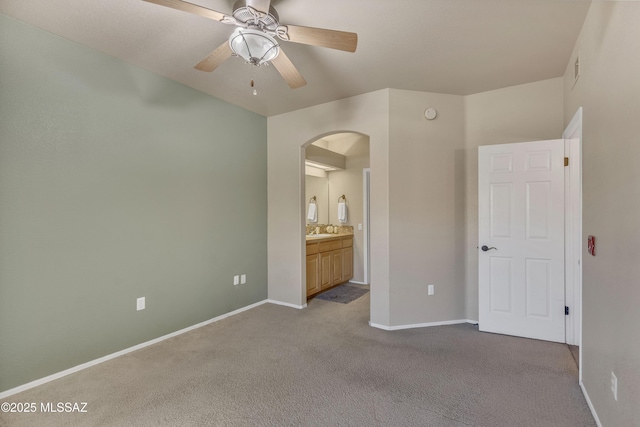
(142, 0, 358, 89)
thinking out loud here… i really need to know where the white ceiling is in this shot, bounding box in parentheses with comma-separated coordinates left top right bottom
(0, 0, 590, 117)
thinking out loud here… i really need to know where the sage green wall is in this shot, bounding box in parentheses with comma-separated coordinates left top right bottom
(563, 2, 640, 425)
(0, 16, 267, 393)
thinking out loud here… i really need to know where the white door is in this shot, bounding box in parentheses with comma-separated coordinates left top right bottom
(478, 140, 565, 343)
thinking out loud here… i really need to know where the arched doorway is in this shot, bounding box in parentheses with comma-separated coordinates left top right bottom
(302, 132, 371, 303)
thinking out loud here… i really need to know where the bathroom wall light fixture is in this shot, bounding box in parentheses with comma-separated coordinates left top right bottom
(304, 160, 339, 171)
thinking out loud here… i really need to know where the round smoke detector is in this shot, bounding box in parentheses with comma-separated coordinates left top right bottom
(424, 107, 438, 120)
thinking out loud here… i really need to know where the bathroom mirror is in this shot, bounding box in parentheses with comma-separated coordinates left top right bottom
(305, 175, 329, 225)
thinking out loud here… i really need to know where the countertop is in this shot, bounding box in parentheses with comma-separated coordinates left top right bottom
(305, 233, 354, 242)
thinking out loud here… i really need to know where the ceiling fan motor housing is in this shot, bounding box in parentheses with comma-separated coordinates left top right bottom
(232, 0, 279, 31)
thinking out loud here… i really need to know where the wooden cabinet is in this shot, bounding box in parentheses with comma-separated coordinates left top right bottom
(319, 251, 332, 290)
(342, 246, 353, 282)
(306, 253, 320, 295)
(331, 249, 343, 285)
(306, 235, 354, 297)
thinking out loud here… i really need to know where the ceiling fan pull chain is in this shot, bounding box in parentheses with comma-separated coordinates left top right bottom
(251, 69, 258, 96)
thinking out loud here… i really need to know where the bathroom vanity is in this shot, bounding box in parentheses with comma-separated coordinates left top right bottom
(306, 234, 353, 298)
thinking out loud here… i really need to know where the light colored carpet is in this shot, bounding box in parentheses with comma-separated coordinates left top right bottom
(568, 345, 580, 369)
(1, 291, 595, 426)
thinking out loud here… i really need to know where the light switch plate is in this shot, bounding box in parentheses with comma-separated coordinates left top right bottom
(241, 274, 246, 284)
(136, 297, 145, 311)
(428, 285, 435, 295)
(233, 275, 240, 286)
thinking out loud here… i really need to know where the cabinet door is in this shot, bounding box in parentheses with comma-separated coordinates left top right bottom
(331, 249, 343, 285)
(342, 246, 353, 282)
(306, 254, 320, 296)
(320, 251, 332, 290)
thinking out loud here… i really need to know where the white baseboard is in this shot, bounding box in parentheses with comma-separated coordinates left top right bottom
(580, 381, 603, 427)
(266, 299, 307, 309)
(0, 299, 269, 400)
(348, 281, 368, 285)
(369, 319, 477, 331)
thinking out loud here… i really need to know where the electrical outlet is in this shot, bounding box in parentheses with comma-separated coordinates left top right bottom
(241, 274, 246, 284)
(136, 297, 145, 311)
(233, 275, 240, 286)
(611, 372, 618, 401)
(428, 284, 435, 296)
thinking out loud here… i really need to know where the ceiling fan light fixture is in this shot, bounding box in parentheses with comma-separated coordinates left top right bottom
(229, 28, 280, 66)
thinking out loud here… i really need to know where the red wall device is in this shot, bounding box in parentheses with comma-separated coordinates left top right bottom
(588, 235, 595, 256)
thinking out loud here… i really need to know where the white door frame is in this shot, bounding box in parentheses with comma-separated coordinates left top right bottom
(476, 108, 583, 347)
(363, 168, 371, 284)
(563, 107, 583, 351)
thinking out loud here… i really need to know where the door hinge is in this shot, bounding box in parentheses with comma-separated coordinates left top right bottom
(564, 157, 569, 167)
(565, 306, 570, 315)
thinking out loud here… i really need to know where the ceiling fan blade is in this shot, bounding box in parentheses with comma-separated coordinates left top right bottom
(281, 25, 357, 53)
(142, 0, 235, 24)
(271, 50, 307, 89)
(194, 42, 233, 72)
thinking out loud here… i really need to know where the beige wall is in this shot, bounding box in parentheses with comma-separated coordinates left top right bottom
(267, 90, 391, 325)
(269, 83, 564, 328)
(464, 78, 565, 320)
(563, 2, 640, 425)
(388, 89, 467, 325)
(326, 135, 370, 283)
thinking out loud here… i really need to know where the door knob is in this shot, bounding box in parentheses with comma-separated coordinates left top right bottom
(481, 245, 497, 252)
